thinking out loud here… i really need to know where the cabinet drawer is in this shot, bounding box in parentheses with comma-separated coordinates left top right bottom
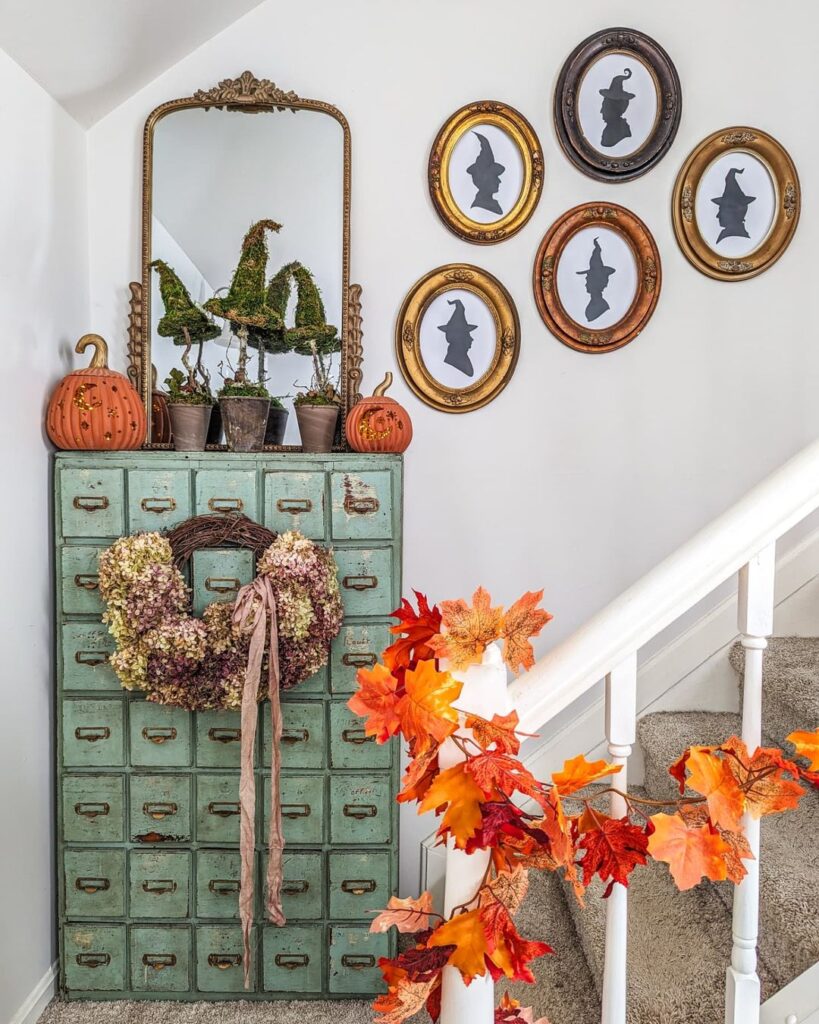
(331, 471, 393, 540)
(129, 851, 191, 919)
(196, 710, 243, 768)
(130, 925, 191, 992)
(60, 468, 124, 538)
(335, 548, 394, 617)
(329, 701, 392, 770)
(196, 924, 251, 992)
(263, 701, 325, 770)
(129, 775, 191, 843)
(64, 849, 125, 918)
(129, 702, 192, 768)
(265, 851, 323, 920)
(330, 622, 392, 693)
(63, 699, 124, 768)
(330, 775, 392, 845)
(127, 469, 191, 532)
(192, 548, 254, 616)
(329, 926, 389, 994)
(62, 775, 124, 843)
(194, 470, 257, 518)
(64, 924, 126, 992)
(61, 546, 105, 615)
(61, 622, 117, 691)
(196, 774, 241, 844)
(263, 775, 325, 845)
(281, 665, 328, 697)
(264, 471, 326, 539)
(262, 924, 323, 993)
(195, 850, 241, 919)
(329, 851, 392, 920)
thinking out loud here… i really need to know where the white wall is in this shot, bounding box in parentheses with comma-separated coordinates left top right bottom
(0, 50, 89, 1022)
(85, 0, 819, 893)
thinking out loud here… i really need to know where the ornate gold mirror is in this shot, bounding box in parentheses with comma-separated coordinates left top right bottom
(128, 72, 362, 446)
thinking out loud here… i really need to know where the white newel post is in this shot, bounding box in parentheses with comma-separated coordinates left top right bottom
(601, 652, 637, 1024)
(439, 642, 512, 1024)
(725, 545, 775, 1024)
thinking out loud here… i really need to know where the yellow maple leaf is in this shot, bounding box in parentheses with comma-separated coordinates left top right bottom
(551, 754, 621, 797)
(418, 762, 487, 847)
(427, 909, 488, 981)
(429, 586, 504, 670)
(788, 728, 819, 771)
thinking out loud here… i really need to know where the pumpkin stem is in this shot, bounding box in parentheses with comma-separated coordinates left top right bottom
(75, 334, 109, 370)
(373, 372, 392, 398)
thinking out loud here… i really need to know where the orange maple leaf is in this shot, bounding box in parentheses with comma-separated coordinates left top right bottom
(479, 880, 553, 983)
(681, 805, 753, 884)
(496, 992, 552, 1024)
(419, 762, 488, 847)
(370, 892, 435, 934)
(551, 754, 622, 797)
(373, 976, 438, 1024)
(721, 737, 804, 818)
(468, 751, 545, 804)
(466, 710, 523, 755)
(500, 590, 553, 675)
(647, 812, 729, 890)
(427, 909, 488, 981)
(685, 746, 745, 830)
(788, 728, 819, 771)
(396, 660, 462, 754)
(398, 745, 440, 805)
(347, 663, 401, 744)
(429, 586, 504, 670)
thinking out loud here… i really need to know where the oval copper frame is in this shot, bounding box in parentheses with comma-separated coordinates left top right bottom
(395, 265, 520, 413)
(428, 101, 544, 244)
(672, 127, 800, 282)
(533, 203, 661, 354)
(554, 27, 682, 182)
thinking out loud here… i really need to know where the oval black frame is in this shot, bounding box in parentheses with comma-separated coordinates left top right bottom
(554, 27, 682, 182)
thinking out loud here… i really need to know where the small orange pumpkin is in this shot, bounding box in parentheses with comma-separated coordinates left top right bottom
(46, 334, 147, 451)
(346, 372, 413, 453)
(150, 365, 173, 445)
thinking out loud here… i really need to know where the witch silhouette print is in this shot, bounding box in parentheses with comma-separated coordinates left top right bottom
(712, 167, 757, 244)
(599, 68, 636, 149)
(438, 298, 478, 377)
(467, 132, 506, 215)
(577, 237, 616, 322)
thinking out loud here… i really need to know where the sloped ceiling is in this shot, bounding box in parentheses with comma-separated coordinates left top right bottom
(0, 0, 267, 126)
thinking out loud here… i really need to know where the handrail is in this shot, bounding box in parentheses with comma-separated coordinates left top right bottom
(509, 437, 819, 734)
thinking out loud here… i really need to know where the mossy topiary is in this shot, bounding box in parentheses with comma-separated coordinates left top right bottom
(204, 220, 285, 333)
(151, 260, 221, 345)
(265, 261, 339, 357)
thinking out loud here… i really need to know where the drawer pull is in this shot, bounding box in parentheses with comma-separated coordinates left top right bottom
(76, 952, 110, 969)
(74, 801, 110, 819)
(342, 652, 377, 668)
(209, 878, 240, 896)
(209, 727, 241, 744)
(75, 876, 110, 894)
(281, 879, 309, 895)
(342, 575, 378, 592)
(75, 726, 110, 742)
(276, 498, 313, 514)
(342, 954, 376, 970)
(343, 803, 377, 820)
(73, 495, 110, 513)
(275, 953, 309, 970)
(142, 953, 176, 970)
(208, 953, 242, 970)
(205, 576, 241, 595)
(142, 726, 177, 745)
(344, 495, 380, 516)
(207, 497, 244, 513)
(341, 879, 376, 895)
(282, 803, 311, 819)
(140, 496, 177, 514)
(342, 728, 373, 746)
(142, 879, 177, 895)
(74, 650, 110, 667)
(143, 801, 177, 820)
(281, 728, 309, 745)
(208, 801, 240, 818)
(74, 574, 100, 591)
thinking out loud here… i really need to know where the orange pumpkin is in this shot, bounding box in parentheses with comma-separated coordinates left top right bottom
(346, 372, 413, 453)
(46, 334, 147, 451)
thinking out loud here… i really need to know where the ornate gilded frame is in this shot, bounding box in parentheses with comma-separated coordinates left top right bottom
(533, 203, 661, 354)
(127, 71, 363, 446)
(672, 127, 800, 282)
(428, 101, 543, 244)
(395, 265, 520, 412)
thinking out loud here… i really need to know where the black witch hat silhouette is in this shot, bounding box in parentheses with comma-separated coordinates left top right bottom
(577, 237, 616, 323)
(438, 298, 478, 377)
(467, 132, 506, 215)
(599, 67, 636, 149)
(711, 167, 756, 243)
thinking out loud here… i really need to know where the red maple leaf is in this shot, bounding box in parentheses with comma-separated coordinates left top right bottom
(383, 591, 442, 673)
(577, 816, 649, 897)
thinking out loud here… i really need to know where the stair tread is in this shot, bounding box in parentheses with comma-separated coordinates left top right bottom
(729, 637, 819, 744)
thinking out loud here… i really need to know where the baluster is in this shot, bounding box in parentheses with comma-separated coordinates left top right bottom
(725, 545, 775, 1024)
(602, 652, 637, 1024)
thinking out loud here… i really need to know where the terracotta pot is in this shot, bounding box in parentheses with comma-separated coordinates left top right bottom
(220, 396, 270, 452)
(206, 402, 223, 446)
(264, 406, 289, 446)
(296, 404, 339, 453)
(168, 403, 212, 451)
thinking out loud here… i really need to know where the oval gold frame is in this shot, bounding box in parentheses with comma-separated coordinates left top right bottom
(428, 102, 544, 244)
(672, 127, 800, 282)
(395, 265, 520, 413)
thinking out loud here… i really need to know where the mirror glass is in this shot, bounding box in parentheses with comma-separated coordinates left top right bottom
(150, 105, 345, 444)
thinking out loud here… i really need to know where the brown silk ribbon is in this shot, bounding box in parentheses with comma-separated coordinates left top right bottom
(233, 576, 286, 989)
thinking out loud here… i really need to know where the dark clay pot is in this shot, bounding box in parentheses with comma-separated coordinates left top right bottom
(296, 404, 339, 453)
(206, 402, 223, 446)
(220, 396, 270, 452)
(168, 403, 212, 452)
(264, 406, 289, 446)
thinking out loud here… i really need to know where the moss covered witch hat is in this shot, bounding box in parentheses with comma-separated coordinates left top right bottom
(267, 261, 339, 356)
(150, 260, 221, 344)
(204, 219, 285, 335)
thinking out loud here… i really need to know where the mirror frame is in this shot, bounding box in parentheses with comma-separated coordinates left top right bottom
(127, 71, 363, 447)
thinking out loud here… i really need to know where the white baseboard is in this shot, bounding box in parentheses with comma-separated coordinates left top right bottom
(761, 961, 819, 1023)
(9, 961, 57, 1024)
